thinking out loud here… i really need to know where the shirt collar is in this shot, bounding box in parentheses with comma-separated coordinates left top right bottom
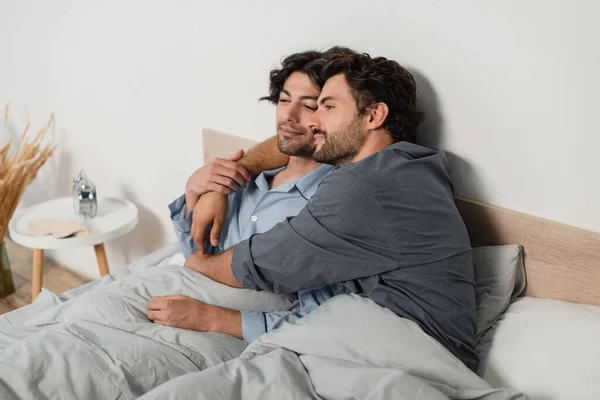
(253, 164, 334, 199)
(262, 166, 286, 178)
(254, 167, 285, 193)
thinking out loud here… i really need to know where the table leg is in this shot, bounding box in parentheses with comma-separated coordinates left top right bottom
(94, 243, 110, 277)
(32, 249, 44, 301)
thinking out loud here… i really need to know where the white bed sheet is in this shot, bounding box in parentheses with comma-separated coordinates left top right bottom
(482, 296, 600, 400)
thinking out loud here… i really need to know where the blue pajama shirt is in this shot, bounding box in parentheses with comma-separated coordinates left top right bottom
(169, 164, 338, 344)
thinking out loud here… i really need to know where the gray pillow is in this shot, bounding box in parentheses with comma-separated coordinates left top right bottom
(472, 244, 526, 375)
(473, 245, 525, 339)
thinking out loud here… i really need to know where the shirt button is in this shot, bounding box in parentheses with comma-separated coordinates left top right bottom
(251, 215, 258, 222)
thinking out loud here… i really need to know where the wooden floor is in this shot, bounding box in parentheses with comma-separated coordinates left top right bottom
(0, 239, 89, 315)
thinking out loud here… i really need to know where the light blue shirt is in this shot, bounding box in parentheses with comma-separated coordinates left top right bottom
(169, 164, 337, 344)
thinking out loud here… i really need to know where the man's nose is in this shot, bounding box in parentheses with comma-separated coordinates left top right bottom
(308, 110, 321, 132)
(283, 103, 301, 123)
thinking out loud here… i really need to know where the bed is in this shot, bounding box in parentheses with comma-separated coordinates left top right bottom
(201, 129, 600, 399)
(1, 129, 598, 399)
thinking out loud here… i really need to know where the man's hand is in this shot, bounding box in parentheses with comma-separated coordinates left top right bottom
(147, 295, 218, 332)
(191, 192, 228, 252)
(185, 150, 251, 215)
(147, 295, 242, 338)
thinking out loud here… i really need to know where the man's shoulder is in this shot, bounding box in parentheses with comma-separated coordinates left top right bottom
(307, 163, 370, 207)
(326, 141, 443, 175)
(362, 141, 445, 167)
(354, 142, 449, 183)
(315, 141, 452, 205)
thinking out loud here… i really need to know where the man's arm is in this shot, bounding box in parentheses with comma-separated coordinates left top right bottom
(231, 169, 394, 294)
(189, 169, 399, 294)
(147, 295, 242, 339)
(238, 136, 289, 177)
(190, 191, 228, 251)
(189, 136, 289, 248)
(184, 150, 250, 217)
(184, 249, 242, 288)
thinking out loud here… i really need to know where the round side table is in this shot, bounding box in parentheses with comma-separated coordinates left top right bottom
(8, 196, 138, 301)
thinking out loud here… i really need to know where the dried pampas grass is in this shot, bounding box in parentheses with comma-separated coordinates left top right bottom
(0, 103, 56, 240)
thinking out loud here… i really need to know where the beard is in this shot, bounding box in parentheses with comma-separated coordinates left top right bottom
(276, 121, 317, 157)
(313, 115, 365, 166)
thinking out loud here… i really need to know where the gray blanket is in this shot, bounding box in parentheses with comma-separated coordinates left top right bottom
(0, 256, 525, 399)
(139, 294, 526, 400)
(0, 261, 292, 399)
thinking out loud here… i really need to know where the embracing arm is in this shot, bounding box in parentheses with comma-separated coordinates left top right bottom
(230, 170, 399, 294)
(189, 136, 288, 250)
(238, 136, 289, 177)
(184, 248, 242, 288)
(185, 170, 395, 294)
(183, 135, 286, 217)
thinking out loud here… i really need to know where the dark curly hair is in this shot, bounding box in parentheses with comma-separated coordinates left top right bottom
(260, 51, 325, 104)
(260, 47, 360, 104)
(321, 51, 424, 143)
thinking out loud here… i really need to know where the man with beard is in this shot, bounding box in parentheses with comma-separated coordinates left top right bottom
(167, 49, 334, 260)
(150, 49, 343, 343)
(151, 50, 479, 372)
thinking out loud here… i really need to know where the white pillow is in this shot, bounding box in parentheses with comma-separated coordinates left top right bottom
(482, 296, 600, 400)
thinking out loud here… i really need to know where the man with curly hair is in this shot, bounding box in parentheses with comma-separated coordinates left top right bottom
(168, 49, 335, 260)
(155, 49, 479, 372)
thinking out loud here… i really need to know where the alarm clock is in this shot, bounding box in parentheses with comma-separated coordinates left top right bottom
(72, 169, 97, 220)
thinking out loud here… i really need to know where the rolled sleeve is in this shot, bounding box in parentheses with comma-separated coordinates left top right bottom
(230, 169, 396, 294)
(169, 194, 198, 258)
(231, 239, 257, 289)
(241, 311, 267, 345)
(169, 194, 193, 232)
(242, 310, 305, 345)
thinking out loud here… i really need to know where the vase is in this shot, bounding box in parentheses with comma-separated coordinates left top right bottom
(0, 242, 16, 299)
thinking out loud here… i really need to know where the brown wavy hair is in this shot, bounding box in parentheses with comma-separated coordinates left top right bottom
(321, 51, 424, 143)
(260, 51, 325, 104)
(260, 47, 360, 104)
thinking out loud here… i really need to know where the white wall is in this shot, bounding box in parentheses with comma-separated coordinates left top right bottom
(1, 0, 598, 279)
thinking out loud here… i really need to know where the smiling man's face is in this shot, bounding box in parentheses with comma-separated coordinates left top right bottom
(310, 73, 366, 166)
(275, 71, 321, 157)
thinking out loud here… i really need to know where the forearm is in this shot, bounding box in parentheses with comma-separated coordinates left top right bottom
(214, 308, 242, 339)
(185, 248, 242, 288)
(238, 136, 289, 177)
(231, 206, 394, 294)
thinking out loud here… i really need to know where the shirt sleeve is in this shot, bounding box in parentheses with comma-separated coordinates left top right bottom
(241, 286, 344, 343)
(168, 194, 217, 258)
(168, 194, 197, 259)
(231, 168, 398, 294)
(241, 310, 305, 345)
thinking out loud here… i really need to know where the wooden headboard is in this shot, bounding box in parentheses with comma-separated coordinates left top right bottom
(202, 128, 600, 307)
(455, 197, 600, 306)
(202, 129, 261, 162)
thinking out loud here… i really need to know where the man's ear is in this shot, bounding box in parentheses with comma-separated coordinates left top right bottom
(365, 102, 389, 131)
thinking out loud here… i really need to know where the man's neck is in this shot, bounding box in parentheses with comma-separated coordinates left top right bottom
(268, 156, 322, 190)
(352, 129, 394, 164)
